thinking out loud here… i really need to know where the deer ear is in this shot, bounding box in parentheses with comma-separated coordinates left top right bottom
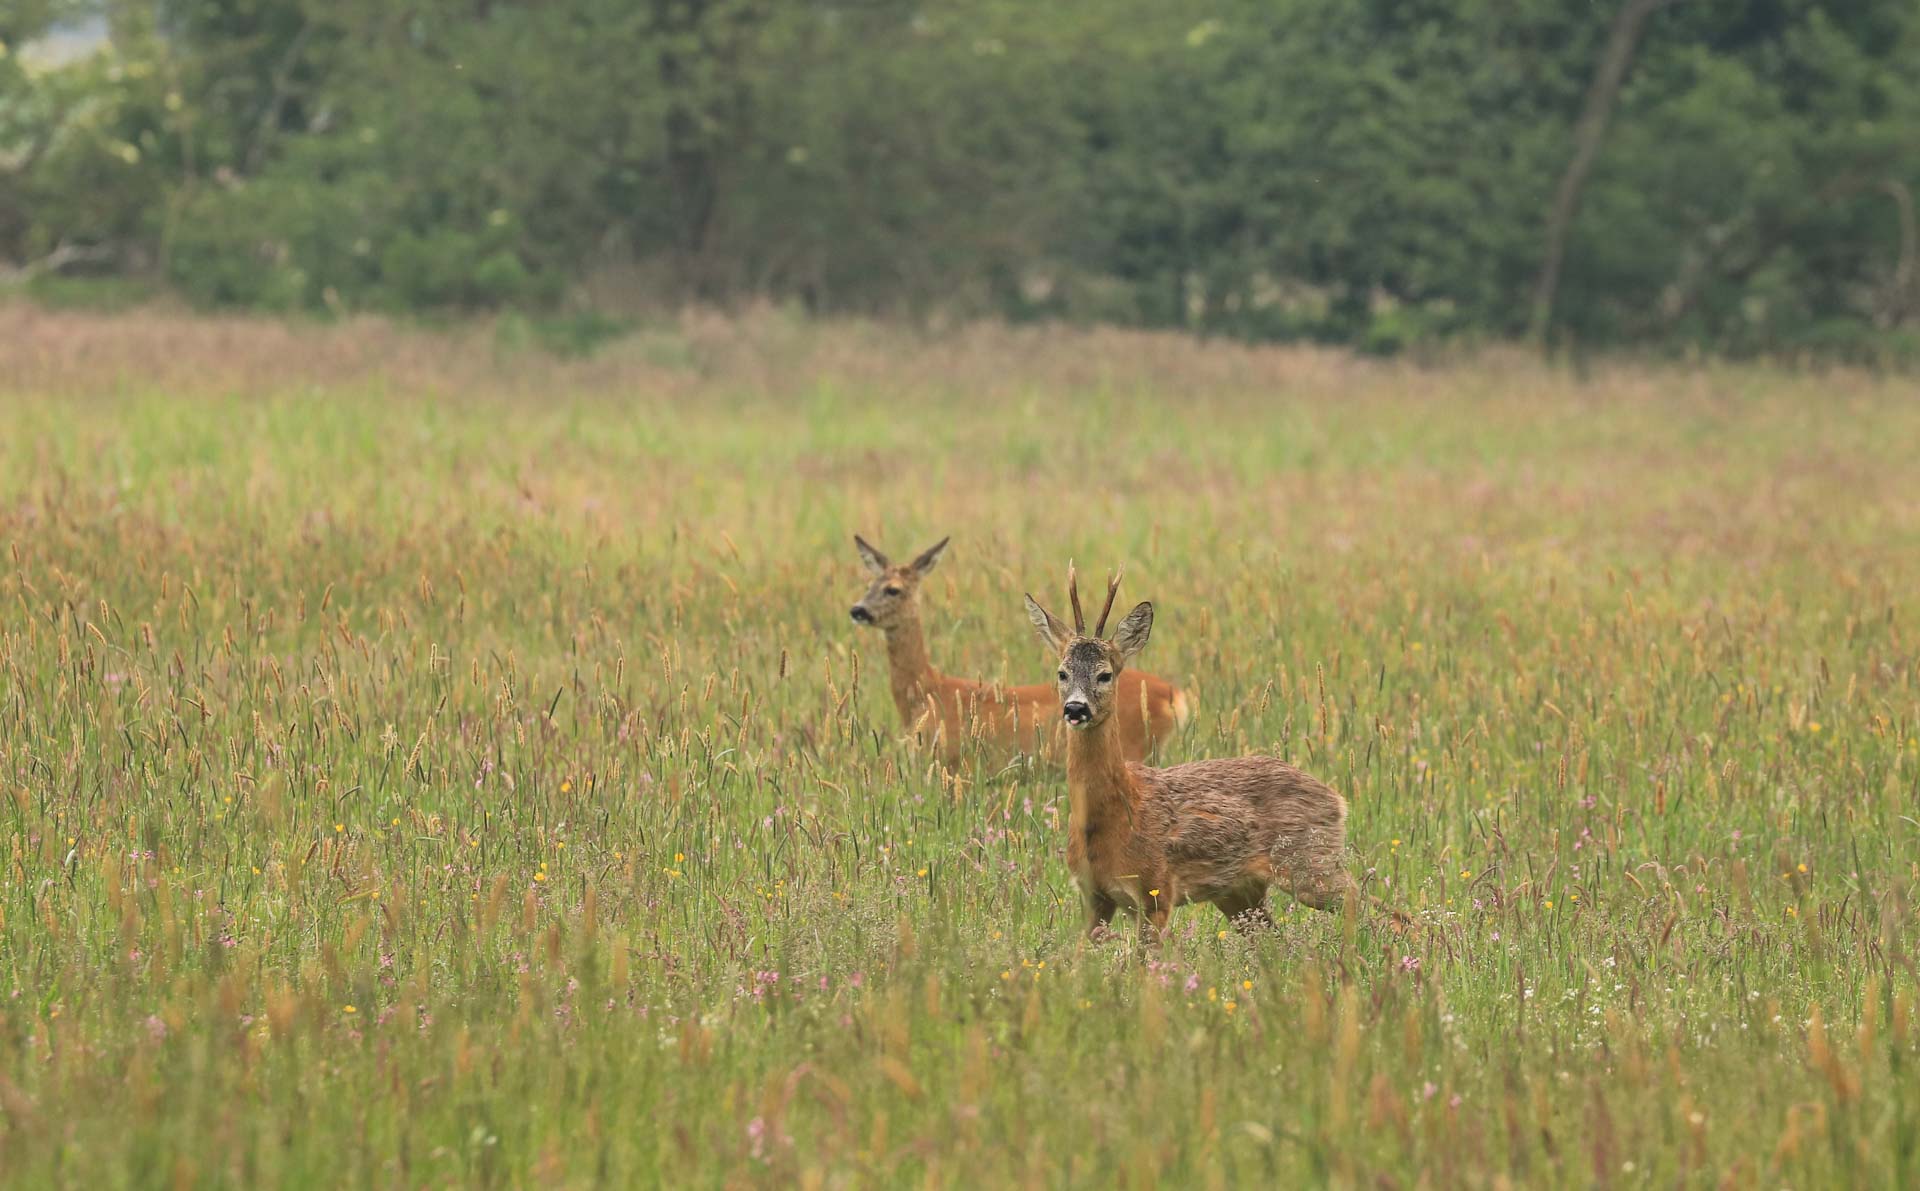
(1111, 601, 1154, 659)
(909, 536, 950, 575)
(1025, 594, 1070, 654)
(854, 535, 889, 576)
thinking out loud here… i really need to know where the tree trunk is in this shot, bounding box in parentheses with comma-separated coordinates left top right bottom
(654, 0, 718, 294)
(1881, 179, 1916, 326)
(1527, 0, 1674, 344)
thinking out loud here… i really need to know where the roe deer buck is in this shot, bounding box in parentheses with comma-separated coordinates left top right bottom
(848, 535, 1188, 766)
(1025, 566, 1385, 943)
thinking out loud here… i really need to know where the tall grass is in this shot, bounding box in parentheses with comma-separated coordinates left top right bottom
(2, 305, 1917, 1186)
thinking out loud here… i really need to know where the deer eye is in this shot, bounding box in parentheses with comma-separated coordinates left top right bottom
(1057, 670, 1068, 682)
(883, 585, 902, 596)
(1096, 672, 1113, 684)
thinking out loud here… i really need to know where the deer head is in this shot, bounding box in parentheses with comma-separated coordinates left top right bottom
(1024, 563, 1154, 728)
(848, 534, 950, 630)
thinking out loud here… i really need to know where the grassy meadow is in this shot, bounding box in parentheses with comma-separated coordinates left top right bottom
(2, 304, 1918, 1187)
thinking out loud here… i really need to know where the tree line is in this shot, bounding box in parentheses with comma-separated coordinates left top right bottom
(4, 0, 1917, 357)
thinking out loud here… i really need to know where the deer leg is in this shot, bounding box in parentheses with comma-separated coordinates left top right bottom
(1139, 905, 1173, 946)
(1214, 887, 1274, 935)
(1138, 881, 1174, 946)
(1085, 891, 1119, 942)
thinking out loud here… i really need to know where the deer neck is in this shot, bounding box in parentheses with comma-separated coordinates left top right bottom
(1066, 714, 1140, 840)
(880, 608, 941, 720)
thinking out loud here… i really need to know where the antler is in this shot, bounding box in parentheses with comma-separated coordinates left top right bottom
(1066, 560, 1086, 634)
(1093, 565, 1125, 637)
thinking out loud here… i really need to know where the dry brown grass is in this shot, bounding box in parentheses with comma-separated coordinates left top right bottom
(0, 299, 1706, 401)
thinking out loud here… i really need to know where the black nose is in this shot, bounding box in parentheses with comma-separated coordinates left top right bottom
(849, 606, 873, 624)
(1062, 701, 1091, 724)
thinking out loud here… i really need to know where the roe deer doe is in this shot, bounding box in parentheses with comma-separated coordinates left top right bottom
(848, 535, 1188, 766)
(1025, 566, 1389, 943)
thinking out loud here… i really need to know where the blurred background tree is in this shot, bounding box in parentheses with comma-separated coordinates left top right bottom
(3, 0, 1915, 358)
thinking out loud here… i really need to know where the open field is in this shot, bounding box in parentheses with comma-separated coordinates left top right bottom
(3, 305, 1919, 1187)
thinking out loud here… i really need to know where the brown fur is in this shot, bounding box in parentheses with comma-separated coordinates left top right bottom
(1026, 580, 1364, 943)
(850, 537, 1187, 767)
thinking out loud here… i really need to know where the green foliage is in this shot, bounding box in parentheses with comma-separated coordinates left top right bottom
(493, 308, 633, 358)
(164, 178, 322, 310)
(164, 136, 553, 311)
(8, 0, 1920, 353)
(21, 271, 158, 309)
(0, 29, 169, 268)
(1564, 4, 1920, 347)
